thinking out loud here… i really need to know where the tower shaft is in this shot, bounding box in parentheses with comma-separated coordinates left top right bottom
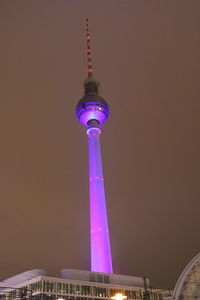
(87, 127, 113, 274)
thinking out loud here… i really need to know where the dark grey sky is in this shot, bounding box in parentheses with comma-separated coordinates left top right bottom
(0, 0, 199, 289)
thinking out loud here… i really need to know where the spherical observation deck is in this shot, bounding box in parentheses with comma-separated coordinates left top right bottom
(76, 80, 110, 127)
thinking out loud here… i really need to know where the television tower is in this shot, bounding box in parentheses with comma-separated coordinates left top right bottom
(76, 19, 113, 274)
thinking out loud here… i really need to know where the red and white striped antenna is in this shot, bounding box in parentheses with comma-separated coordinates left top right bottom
(86, 18, 93, 79)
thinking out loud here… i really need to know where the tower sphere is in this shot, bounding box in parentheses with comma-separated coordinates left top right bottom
(76, 80, 110, 127)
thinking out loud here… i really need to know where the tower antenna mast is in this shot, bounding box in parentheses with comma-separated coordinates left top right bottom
(86, 18, 93, 79)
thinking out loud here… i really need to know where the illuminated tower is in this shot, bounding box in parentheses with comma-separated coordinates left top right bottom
(76, 19, 113, 274)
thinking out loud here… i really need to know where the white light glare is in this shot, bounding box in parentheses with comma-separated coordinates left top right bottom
(111, 293, 127, 300)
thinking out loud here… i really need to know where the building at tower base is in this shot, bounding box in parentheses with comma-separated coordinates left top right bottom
(0, 269, 171, 300)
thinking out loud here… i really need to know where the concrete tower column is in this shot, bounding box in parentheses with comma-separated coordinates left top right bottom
(87, 126, 113, 273)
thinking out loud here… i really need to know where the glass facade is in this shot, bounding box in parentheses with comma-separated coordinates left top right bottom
(0, 279, 171, 300)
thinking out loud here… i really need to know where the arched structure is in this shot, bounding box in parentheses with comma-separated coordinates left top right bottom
(169, 253, 200, 300)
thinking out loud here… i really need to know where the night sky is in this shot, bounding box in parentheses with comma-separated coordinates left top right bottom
(0, 1, 200, 290)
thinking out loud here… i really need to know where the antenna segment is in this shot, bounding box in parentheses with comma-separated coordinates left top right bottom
(86, 18, 93, 79)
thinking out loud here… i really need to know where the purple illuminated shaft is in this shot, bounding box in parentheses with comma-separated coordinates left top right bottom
(87, 127, 113, 274)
